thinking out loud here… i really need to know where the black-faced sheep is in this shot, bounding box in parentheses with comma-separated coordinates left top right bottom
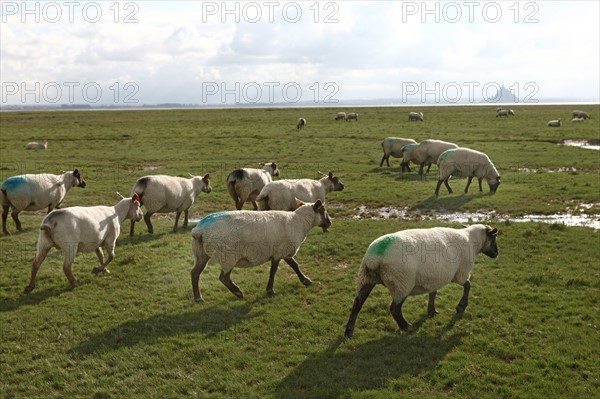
(408, 112, 424, 121)
(435, 148, 501, 196)
(496, 108, 515, 117)
(297, 118, 306, 129)
(335, 112, 347, 121)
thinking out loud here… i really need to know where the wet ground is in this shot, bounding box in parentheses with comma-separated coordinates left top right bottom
(559, 139, 600, 150)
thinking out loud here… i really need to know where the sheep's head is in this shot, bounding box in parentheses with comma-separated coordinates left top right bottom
(202, 174, 212, 193)
(263, 162, 280, 177)
(73, 169, 86, 188)
(312, 199, 332, 232)
(130, 193, 143, 222)
(482, 225, 499, 258)
(489, 176, 501, 194)
(327, 171, 345, 192)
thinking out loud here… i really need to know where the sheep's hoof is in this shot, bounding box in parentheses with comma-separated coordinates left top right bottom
(234, 290, 244, 299)
(428, 310, 439, 317)
(344, 328, 354, 339)
(399, 323, 411, 331)
(3, 230, 10, 236)
(194, 296, 205, 304)
(267, 289, 275, 297)
(92, 267, 104, 275)
(301, 277, 313, 287)
(456, 304, 468, 313)
(24, 284, 35, 294)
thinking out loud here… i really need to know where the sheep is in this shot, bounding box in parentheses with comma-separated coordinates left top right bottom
(24, 193, 143, 293)
(227, 162, 280, 210)
(1, 169, 86, 235)
(25, 140, 48, 150)
(572, 110, 590, 119)
(496, 108, 515, 117)
(129, 174, 211, 236)
(408, 111, 424, 121)
(256, 171, 345, 211)
(380, 137, 418, 168)
(344, 224, 499, 337)
(571, 117, 585, 123)
(296, 118, 306, 129)
(547, 119, 561, 127)
(335, 112, 347, 121)
(435, 147, 501, 196)
(399, 143, 422, 173)
(410, 139, 459, 175)
(346, 112, 359, 121)
(191, 199, 332, 302)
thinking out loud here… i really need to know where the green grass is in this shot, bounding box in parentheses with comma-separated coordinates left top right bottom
(1, 105, 599, 398)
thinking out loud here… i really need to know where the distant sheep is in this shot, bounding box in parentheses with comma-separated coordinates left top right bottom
(547, 119, 561, 127)
(227, 162, 280, 210)
(130, 174, 212, 235)
(256, 171, 345, 211)
(191, 199, 332, 302)
(25, 140, 48, 150)
(571, 117, 585, 123)
(572, 110, 590, 120)
(496, 108, 515, 117)
(335, 112, 347, 121)
(408, 112, 424, 121)
(380, 137, 418, 168)
(344, 224, 499, 337)
(1, 169, 86, 235)
(410, 139, 459, 175)
(346, 113, 359, 121)
(297, 118, 306, 129)
(24, 194, 143, 293)
(435, 148, 501, 196)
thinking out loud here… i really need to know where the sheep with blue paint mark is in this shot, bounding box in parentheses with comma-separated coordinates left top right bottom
(226, 162, 280, 210)
(344, 224, 499, 337)
(380, 137, 418, 168)
(256, 171, 345, 211)
(130, 174, 211, 235)
(24, 193, 143, 293)
(1, 169, 86, 235)
(435, 148, 501, 196)
(191, 199, 332, 302)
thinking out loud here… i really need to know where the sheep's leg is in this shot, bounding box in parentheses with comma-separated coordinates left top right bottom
(443, 178, 453, 194)
(251, 201, 258, 211)
(477, 178, 483, 192)
(428, 291, 439, 316)
(129, 220, 136, 237)
(191, 252, 210, 303)
(390, 298, 410, 330)
(2, 205, 10, 235)
(219, 269, 244, 299)
(92, 247, 114, 275)
(379, 155, 387, 167)
(418, 162, 426, 175)
(464, 176, 474, 193)
(344, 283, 375, 338)
(62, 246, 79, 287)
(284, 257, 312, 287)
(456, 280, 471, 313)
(182, 209, 189, 229)
(24, 245, 52, 293)
(173, 211, 182, 231)
(144, 212, 154, 234)
(266, 258, 280, 296)
(425, 163, 432, 174)
(435, 180, 444, 196)
(11, 210, 22, 231)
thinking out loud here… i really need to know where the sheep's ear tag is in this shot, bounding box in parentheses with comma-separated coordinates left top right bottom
(133, 193, 140, 202)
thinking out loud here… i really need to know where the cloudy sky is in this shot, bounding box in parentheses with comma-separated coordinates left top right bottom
(1, 0, 599, 106)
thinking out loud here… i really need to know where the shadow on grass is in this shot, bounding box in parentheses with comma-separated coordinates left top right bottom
(0, 286, 73, 312)
(415, 192, 487, 210)
(70, 303, 257, 355)
(274, 315, 466, 399)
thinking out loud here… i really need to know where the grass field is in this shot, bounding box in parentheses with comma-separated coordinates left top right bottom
(1, 105, 599, 398)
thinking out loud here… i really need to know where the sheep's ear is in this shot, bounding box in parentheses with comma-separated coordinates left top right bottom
(116, 192, 125, 199)
(487, 227, 498, 236)
(203, 174, 210, 180)
(462, 224, 469, 228)
(188, 173, 193, 178)
(328, 171, 334, 179)
(272, 162, 277, 168)
(313, 199, 323, 210)
(73, 169, 79, 175)
(295, 198, 304, 208)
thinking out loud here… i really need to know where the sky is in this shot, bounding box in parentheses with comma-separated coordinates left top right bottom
(1, 0, 599, 106)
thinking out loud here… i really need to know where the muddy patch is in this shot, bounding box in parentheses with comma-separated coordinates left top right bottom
(559, 139, 600, 151)
(353, 205, 600, 230)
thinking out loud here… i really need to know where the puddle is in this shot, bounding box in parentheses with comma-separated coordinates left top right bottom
(517, 167, 578, 173)
(560, 140, 600, 151)
(143, 165, 161, 171)
(353, 205, 600, 230)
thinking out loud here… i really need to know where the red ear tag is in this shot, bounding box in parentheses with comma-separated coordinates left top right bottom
(133, 194, 140, 202)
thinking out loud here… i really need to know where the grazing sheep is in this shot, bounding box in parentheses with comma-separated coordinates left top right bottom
(571, 117, 585, 123)
(408, 111, 424, 121)
(547, 119, 561, 127)
(256, 171, 345, 211)
(227, 162, 280, 210)
(344, 224, 499, 337)
(1, 169, 86, 235)
(398, 143, 422, 173)
(496, 108, 515, 117)
(572, 110, 590, 119)
(297, 118, 306, 129)
(24, 194, 143, 293)
(25, 140, 48, 150)
(411, 139, 459, 175)
(130, 174, 212, 236)
(191, 199, 332, 302)
(380, 137, 418, 168)
(436, 148, 501, 196)
(346, 113, 359, 121)
(335, 112, 347, 121)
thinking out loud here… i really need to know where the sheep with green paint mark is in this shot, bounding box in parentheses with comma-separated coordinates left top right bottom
(344, 224, 499, 338)
(190, 199, 332, 302)
(1, 169, 86, 235)
(435, 148, 501, 196)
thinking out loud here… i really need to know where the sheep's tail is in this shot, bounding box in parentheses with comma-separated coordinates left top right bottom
(132, 177, 150, 205)
(226, 170, 244, 203)
(362, 255, 381, 272)
(0, 188, 8, 207)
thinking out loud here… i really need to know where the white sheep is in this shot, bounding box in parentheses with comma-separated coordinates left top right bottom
(572, 110, 590, 119)
(24, 193, 143, 293)
(1, 169, 87, 235)
(380, 137, 418, 168)
(571, 117, 585, 123)
(496, 108, 515, 117)
(410, 139, 459, 175)
(191, 199, 332, 302)
(335, 112, 347, 121)
(344, 224, 499, 337)
(227, 162, 280, 210)
(346, 113, 359, 121)
(297, 118, 306, 129)
(129, 174, 212, 236)
(399, 143, 422, 173)
(547, 119, 561, 127)
(25, 140, 48, 150)
(408, 111, 424, 121)
(435, 147, 501, 196)
(256, 171, 345, 211)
